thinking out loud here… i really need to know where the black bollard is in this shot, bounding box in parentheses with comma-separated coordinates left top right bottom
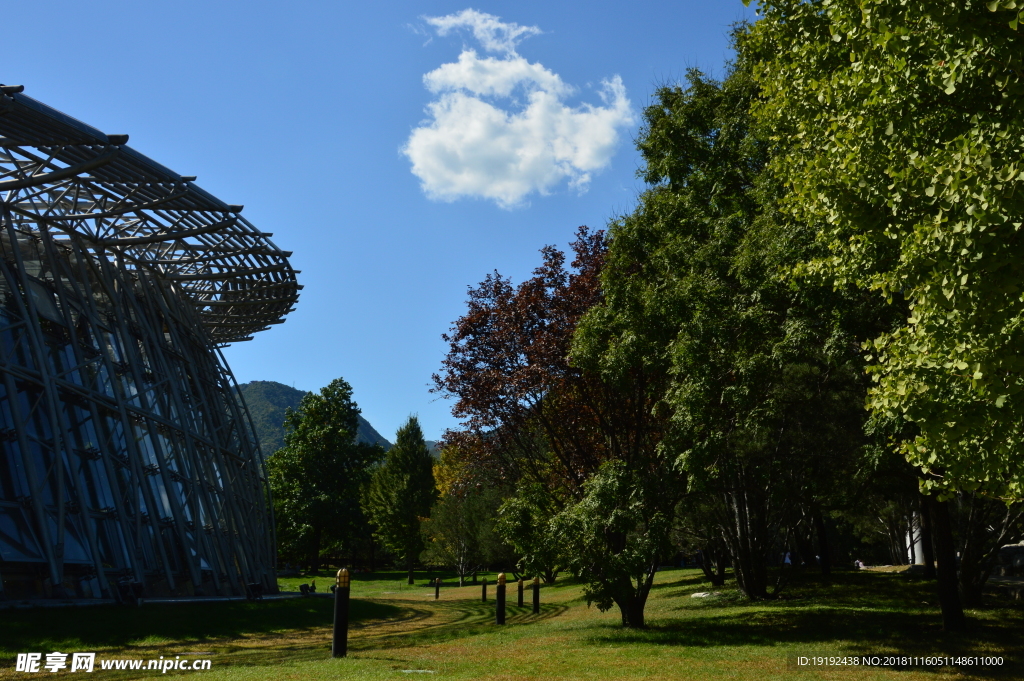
(517, 578, 524, 607)
(532, 576, 540, 614)
(434, 578, 440, 600)
(482, 578, 487, 602)
(496, 573, 506, 625)
(332, 569, 350, 658)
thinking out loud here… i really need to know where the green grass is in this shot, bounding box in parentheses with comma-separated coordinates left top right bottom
(0, 597, 399, 654)
(2, 568, 1021, 680)
(275, 569, 503, 596)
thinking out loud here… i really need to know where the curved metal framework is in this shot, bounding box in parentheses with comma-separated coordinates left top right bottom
(0, 86, 297, 600)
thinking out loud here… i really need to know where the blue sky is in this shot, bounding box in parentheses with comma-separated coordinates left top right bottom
(4, 0, 754, 442)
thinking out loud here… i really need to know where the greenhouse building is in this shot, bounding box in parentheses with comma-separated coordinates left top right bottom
(0, 85, 298, 601)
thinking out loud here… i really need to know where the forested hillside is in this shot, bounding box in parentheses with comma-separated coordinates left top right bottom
(238, 380, 392, 454)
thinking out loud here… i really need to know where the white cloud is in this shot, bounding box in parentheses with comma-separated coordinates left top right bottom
(424, 50, 569, 98)
(404, 10, 633, 209)
(425, 8, 541, 56)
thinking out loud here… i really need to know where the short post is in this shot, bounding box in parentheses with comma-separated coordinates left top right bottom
(532, 576, 540, 614)
(332, 569, 350, 658)
(517, 578, 524, 607)
(496, 573, 506, 625)
(434, 577, 440, 600)
(482, 577, 487, 602)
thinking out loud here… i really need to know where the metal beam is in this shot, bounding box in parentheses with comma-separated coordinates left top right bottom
(94, 218, 238, 246)
(0, 148, 120, 190)
(40, 190, 190, 220)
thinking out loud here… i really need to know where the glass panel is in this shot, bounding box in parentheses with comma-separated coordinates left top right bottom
(0, 507, 45, 562)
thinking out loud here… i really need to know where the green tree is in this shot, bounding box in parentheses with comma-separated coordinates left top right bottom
(266, 378, 383, 572)
(748, 0, 1024, 500)
(362, 416, 437, 584)
(550, 462, 672, 628)
(572, 52, 895, 600)
(496, 482, 562, 584)
(748, 0, 1024, 630)
(421, 483, 505, 585)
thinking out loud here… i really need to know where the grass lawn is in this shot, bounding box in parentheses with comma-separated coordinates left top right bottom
(1, 568, 1021, 680)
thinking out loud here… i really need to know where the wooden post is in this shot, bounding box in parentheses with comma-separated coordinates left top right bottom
(434, 578, 440, 600)
(532, 576, 540, 614)
(496, 573, 506, 625)
(482, 578, 487, 602)
(332, 569, 350, 658)
(517, 578, 524, 607)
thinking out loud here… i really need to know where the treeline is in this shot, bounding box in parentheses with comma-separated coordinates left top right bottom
(268, 2, 1024, 632)
(430, 3, 1024, 631)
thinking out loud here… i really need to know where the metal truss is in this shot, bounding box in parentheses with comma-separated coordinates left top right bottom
(0, 85, 295, 600)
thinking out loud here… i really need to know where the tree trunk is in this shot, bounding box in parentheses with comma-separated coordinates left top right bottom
(407, 555, 414, 585)
(813, 511, 831, 578)
(793, 526, 814, 569)
(700, 545, 727, 587)
(919, 495, 935, 579)
(929, 497, 966, 631)
(719, 482, 777, 600)
(908, 513, 917, 566)
(617, 596, 646, 628)
(612, 570, 654, 628)
(954, 493, 1020, 609)
(731, 546, 769, 599)
(309, 525, 322, 574)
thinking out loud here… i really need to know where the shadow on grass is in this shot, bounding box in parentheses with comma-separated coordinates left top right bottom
(348, 600, 569, 653)
(589, 602, 1019, 675)
(647, 571, 711, 591)
(0, 597, 400, 655)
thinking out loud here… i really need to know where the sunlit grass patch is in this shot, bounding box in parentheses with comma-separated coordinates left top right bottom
(1, 569, 1021, 680)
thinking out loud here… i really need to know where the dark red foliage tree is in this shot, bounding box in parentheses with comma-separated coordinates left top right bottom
(434, 228, 680, 628)
(434, 227, 622, 498)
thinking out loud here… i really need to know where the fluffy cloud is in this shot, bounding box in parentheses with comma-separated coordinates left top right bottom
(424, 8, 541, 57)
(404, 10, 633, 209)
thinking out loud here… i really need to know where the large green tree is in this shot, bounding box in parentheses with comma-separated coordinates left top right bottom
(572, 52, 895, 600)
(549, 461, 673, 628)
(266, 378, 382, 572)
(362, 416, 437, 584)
(748, 0, 1024, 500)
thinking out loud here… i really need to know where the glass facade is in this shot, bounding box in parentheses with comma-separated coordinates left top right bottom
(0, 87, 296, 601)
(0, 223, 276, 600)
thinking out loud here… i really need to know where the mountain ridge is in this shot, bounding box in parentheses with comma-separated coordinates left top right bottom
(238, 380, 392, 455)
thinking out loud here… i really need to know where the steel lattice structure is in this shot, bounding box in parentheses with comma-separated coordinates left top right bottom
(0, 85, 299, 601)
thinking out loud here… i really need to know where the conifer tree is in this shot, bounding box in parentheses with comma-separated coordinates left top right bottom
(362, 416, 437, 584)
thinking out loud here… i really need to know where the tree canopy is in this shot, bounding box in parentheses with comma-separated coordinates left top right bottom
(571, 46, 897, 599)
(266, 378, 382, 571)
(362, 416, 437, 583)
(748, 0, 1024, 499)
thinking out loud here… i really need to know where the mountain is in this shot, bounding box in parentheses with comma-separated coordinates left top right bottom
(237, 380, 392, 455)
